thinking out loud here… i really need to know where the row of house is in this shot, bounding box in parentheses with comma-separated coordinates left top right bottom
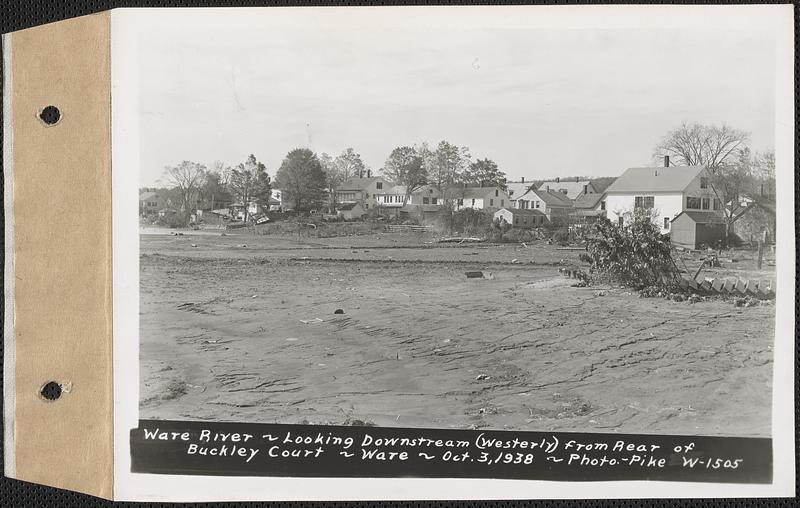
(496, 161, 773, 249)
(143, 157, 773, 249)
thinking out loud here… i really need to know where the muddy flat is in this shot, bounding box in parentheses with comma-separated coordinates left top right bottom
(140, 230, 775, 437)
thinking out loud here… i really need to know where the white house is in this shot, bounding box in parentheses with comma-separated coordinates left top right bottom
(336, 175, 394, 211)
(604, 165, 721, 234)
(374, 184, 407, 210)
(453, 186, 510, 211)
(494, 207, 548, 228)
(505, 179, 537, 207)
(572, 192, 607, 222)
(513, 187, 573, 221)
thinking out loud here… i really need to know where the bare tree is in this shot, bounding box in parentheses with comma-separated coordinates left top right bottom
(163, 161, 207, 223)
(334, 148, 366, 180)
(707, 147, 754, 244)
(752, 149, 775, 196)
(318, 152, 339, 212)
(654, 122, 750, 170)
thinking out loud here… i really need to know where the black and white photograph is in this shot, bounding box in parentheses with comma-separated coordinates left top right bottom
(112, 5, 794, 498)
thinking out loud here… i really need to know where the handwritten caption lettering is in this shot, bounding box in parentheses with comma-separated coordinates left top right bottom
(133, 422, 766, 482)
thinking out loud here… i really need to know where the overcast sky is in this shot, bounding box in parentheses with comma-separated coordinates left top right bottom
(134, 7, 777, 187)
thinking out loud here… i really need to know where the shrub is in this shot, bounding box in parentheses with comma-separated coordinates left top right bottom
(552, 227, 570, 244)
(585, 211, 679, 289)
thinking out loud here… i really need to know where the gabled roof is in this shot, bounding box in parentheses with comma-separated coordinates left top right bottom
(458, 186, 507, 200)
(573, 192, 605, 209)
(605, 166, 706, 194)
(506, 181, 537, 198)
(538, 180, 593, 199)
(337, 177, 391, 191)
(377, 184, 407, 195)
(497, 207, 546, 216)
(531, 188, 574, 207)
(671, 211, 725, 224)
(337, 202, 362, 211)
(139, 191, 160, 200)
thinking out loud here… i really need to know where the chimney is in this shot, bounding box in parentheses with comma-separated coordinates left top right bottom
(521, 177, 525, 183)
(556, 177, 560, 183)
(664, 155, 670, 167)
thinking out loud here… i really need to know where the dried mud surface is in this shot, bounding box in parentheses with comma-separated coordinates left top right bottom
(140, 231, 775, 437)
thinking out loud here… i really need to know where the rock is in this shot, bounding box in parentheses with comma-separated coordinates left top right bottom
(334, 309, 344, 314)
(475, 373, 490, 381)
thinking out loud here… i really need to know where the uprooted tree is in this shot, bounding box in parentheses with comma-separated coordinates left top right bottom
(584, 211, 679, 289)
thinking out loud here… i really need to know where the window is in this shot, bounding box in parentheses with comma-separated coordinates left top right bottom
(514, 217, 519, 225)
(535, 201, 540, 209)
(431, 197, 438, 205)
(700, 177, 708, 189)
(495, 189, 499, 197)
(713, 198, 721, 210)
(686, 197, 702, 209)
(501, 199, 504, 206)
(490, 199, 494, 206)
(423, 197, 429, 204)
(600, 201, 606, 211)
(471, 199, 476, 206)
(701, 197, 710, 210)
(664, 217, 670, 230)
(457, 199, 463, 206)
(634, 196, 655, 209)
(376, 182, 383, 190)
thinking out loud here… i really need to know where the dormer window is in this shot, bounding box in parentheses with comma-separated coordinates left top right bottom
(376, 182, 383, 190)
(700, 177, 708, 189)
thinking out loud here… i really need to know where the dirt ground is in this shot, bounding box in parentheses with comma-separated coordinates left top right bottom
(139, 228, 776, 437)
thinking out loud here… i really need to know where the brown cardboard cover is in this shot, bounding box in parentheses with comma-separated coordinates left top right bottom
(7, 12, 113, 499)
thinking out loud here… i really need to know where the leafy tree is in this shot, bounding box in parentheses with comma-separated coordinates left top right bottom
(430, 140, 471, 190)
(275, 148, 328, 212)
(162, 160, 207, 224)
(654, 122, 749, 169)
(199, 169, 234, 210)
(586, 211, 678, 289)
(228, 154, 271, 222)
(463, 158, 506, 189)
(382, 146, 427, 205)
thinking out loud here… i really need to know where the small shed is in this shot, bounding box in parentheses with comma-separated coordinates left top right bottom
(670, 211, 725, 249)
(493, 207, 548, 229)
(337, 202, 366, 220)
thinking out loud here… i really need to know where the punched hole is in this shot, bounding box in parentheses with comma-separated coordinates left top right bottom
(40, 381, 62, 401)
(38, 105, 61, 126)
